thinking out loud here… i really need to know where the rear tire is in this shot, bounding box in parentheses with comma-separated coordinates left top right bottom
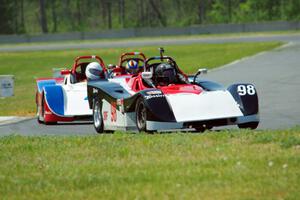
(41, 95, 57, 125)
(238, 122, 259, 130)
(93, 99, 104, 134)
(36, 93, 44, 124)
(37, 105, 44, 124)
(136, 97, 147, 132)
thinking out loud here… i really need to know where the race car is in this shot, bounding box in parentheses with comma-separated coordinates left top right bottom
(87, 49, 259, 133)
(35, 55, 107, 124)
(107, 52, 147, 77)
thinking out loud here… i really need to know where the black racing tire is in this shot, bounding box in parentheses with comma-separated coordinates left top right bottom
(37, 106, 43, 124)
(136, 97, 147, 132)
(93, 98, 104, 134)
(36, 92, 43, 124)
(238, 122, 259, 130)
(41, 95, 57, 125)
(194, 126, 205, 133)
(37, 96, 44, 124)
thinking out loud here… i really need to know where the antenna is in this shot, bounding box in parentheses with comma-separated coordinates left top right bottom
(159, 47, 165, 61)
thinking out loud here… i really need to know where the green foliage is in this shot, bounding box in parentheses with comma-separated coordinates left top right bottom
(0, 129, 300, 199)
(0, 41, 281, 116)
(1, 0, 300, 34)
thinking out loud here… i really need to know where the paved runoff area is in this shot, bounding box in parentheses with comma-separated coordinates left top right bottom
(1, 34, 300, 135)
(1, 34, 300, 52)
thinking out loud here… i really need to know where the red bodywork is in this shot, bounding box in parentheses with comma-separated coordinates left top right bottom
(159, 84, 202, 95)
(124, 55, 196, 94)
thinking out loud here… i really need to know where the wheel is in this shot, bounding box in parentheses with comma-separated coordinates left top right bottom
(238, 122, 259, 130)
(41, 95, 57, 125)
(37, 104, 44, 124)
(37, 96, 44, 124)
(36, 92, 43, 124)
(136, 97, 147, 132)
(194, 126, 205, 133)
(93, 99, 104, 134)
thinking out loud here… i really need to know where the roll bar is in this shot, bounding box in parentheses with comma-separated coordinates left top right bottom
(118, 52, 147, 67)
(71, 55, 107, 74)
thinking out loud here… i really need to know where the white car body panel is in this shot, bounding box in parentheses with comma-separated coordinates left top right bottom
(62, 82, 91, 116)
(165, 90, 243, 122)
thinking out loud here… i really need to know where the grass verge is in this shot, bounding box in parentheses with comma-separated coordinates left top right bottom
(0, 128, 299, 199)
(0, 42, 281, 116)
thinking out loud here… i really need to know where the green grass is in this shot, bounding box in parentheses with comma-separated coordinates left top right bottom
(0, 128, 299, 199)
(0, 42, 281, 116)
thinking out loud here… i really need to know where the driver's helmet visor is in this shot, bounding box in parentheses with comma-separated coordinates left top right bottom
(162, 68, 175, 79)
(157, 68, 176, 85)
(89, 68, 103, 76)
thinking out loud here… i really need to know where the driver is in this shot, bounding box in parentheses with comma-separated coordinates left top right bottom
(125, 60, 140, 75)
(154, 63, 177, 86)
(85, 62, 104, 81)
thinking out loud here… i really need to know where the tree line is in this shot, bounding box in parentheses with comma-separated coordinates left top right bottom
(1, 0, 300, 35)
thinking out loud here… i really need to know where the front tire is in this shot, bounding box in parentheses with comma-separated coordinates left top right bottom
(238, 122, 259, 130)
(36, 92, 43, 124)
(93, 99, 104, 134)
(136, 97, 147, 132)
(37, 105, 44, 124)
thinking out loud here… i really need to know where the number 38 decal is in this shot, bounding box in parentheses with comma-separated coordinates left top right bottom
(237, 85, 256, 96)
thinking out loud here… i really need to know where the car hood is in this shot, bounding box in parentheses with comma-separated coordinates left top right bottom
(164, 90, 243, 122)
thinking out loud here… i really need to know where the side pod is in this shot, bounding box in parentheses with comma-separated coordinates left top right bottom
(43, 85, 65, 116)
(227, 84, 259, 116)
(36, 79, 56, 93)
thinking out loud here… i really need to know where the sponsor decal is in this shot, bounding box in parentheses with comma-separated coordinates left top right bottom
(117, 99, 125, 114)
(116, 98, 124, 106)
(146, 90, 162, 95)
(111, 102, 117, 122)
(145, 94, 165, 100)
(92, 88, 98, 94)
(103, 111, 108, 121)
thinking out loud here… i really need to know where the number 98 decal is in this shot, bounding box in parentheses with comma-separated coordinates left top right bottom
(237, 85, 256, 96)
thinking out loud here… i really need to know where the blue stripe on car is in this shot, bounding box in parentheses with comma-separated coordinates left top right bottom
(44, 85, 64, 116)
(37, 80, 56, 93)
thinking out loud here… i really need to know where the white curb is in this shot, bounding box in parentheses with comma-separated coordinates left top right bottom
(0, 116, 33, 126)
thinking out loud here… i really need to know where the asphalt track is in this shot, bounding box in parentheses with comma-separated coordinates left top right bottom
(0, 34, 300, 135)
(1, 34, 300, 52)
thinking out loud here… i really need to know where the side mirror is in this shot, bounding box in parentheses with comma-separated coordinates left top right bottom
(61, 69, 71, 76)
(197, 68, 208, 75)
(193, 68, 208, 83)
(142, 71, 152, 79)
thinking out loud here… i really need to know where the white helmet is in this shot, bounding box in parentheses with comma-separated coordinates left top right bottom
(85, 62, 103, 81)
(126, 60, 139, 74)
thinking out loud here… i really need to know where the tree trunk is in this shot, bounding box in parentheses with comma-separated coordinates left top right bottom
(76, 0, 82, 30)
(107, 2, 112, 29)
(118, 0, 125, 28)
(51, 0, 57, 32)
(198, 0, 206, 24)
(137, 0, 144, 27)
(20, 0, 25, 33)
(227, 0, 232, 23)
(14, 0, 19, 33)
(39, 0, 48, 33)
(149, 0, 166, 27)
